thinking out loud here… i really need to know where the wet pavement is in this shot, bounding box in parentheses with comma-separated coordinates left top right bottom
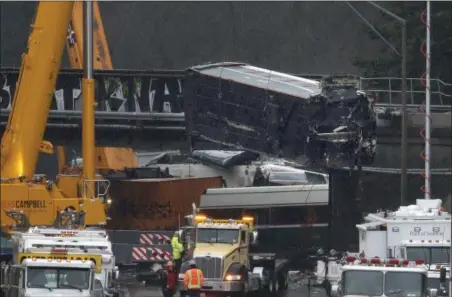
(117, 269, 328, 297)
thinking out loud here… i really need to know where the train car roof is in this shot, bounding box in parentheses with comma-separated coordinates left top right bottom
(200, 184, 328, 209)
(189, 62, 322, 99)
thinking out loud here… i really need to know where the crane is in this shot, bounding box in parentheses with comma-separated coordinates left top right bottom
(0, 1, 108, 230)
(56, 1, 137, 198)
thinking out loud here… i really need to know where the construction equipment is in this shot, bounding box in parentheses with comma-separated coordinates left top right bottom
(177, 212, 290, 296)
(57, 0, 137, 199)
(0, 1, 109, 229)
(330, 256, 438, 297)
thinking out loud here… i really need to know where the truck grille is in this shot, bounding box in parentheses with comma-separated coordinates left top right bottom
(194, 256, 222, 279)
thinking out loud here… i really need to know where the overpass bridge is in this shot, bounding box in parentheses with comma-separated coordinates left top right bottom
(1, 67, 451, 157)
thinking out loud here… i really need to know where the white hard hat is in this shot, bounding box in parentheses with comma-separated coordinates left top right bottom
(188, 260, 196, 266)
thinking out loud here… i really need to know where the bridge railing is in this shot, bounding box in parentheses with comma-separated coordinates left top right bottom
(359, 77, 452, 109)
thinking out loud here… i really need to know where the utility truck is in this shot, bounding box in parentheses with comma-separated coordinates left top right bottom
(178, 213, 289, 297)
(0, 251, 101, 297)
(315, 198, 451, 291)
(330, 256, 438, 297)
(4, 211, 119, 297)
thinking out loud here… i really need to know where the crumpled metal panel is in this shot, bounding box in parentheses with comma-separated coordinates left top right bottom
(106, 176, 223, 230)
(185, 63, 377, 168)
(191, 150, 259, 169)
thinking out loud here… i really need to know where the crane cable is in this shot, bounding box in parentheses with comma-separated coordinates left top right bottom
(419, 6, 432, 197)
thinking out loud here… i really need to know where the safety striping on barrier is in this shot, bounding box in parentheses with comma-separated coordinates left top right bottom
(139, 233, 171, 245)
(131, 247, 172, 262)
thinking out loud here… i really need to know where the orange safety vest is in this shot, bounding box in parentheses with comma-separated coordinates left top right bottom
(184, 268, 205, 290)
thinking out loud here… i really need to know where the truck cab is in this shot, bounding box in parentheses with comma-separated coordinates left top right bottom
(9, 222, 119, 293)
(178, 214, 289, 296)
(330, 257, 438, 297)
(1, 259, 100, 297)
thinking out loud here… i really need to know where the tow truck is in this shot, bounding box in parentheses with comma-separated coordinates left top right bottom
(6, 211, 119, 296)
(329, 256, 438, 297)
(177, 212, 289, 297)
(315, 198, 451, 291)
(0, 245, 101, 297)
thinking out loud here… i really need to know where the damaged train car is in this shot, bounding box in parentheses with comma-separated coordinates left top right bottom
(184, 62, 377, 168)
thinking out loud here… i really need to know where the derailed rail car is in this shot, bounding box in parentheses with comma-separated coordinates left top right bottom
(184, 62, 377, 168)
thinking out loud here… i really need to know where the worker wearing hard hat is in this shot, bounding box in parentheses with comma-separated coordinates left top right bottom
(171, 230, 184, 274)
(183, 260, 204, 297)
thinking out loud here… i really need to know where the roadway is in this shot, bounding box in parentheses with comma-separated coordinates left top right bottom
(118, 269, 328, 297)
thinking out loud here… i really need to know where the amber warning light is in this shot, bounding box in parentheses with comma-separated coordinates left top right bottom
(195, 215, 207, 222)
(51, 248, 68, 254)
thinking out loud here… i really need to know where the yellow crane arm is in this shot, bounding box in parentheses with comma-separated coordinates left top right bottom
(0, 2, 75, 180)
(57, 0, 137, 174)
(67, 1, 113, 70)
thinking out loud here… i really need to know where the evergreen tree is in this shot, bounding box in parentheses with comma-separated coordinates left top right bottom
(353, 2, 451, 83)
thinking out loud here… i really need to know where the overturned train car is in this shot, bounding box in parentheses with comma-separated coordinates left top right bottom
(184, 62, 377, 168)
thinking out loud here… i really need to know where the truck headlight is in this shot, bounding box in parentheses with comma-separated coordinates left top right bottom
(224, 274, 241, 281)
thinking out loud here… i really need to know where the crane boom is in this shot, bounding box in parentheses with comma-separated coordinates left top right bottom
(0, 2, 74, 180)
(67, 1, 113, 70)
(57, 0, 137, 177)
(0, 1, 109, 229)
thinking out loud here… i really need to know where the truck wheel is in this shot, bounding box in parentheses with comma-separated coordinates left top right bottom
(278, 270, 288, 291)
(268, 274, 278, 296)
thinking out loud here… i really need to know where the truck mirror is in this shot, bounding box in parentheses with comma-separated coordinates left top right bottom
(113, 267, 119, 280)
(439, 267, 447, 283)
(250, 231, 258, 245)
(427, 288, 438, 297)
(331, 284, 340, 297)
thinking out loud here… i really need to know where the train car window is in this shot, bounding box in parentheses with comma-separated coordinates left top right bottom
(271, 206, 304, 225)
(305, 172, 327, 184)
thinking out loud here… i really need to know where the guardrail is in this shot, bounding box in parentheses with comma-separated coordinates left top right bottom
(359, 77, 452, 107)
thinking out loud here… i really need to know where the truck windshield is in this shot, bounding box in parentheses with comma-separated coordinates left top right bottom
(342, 270, 383, 296)
(27, 267, 90, 290)
(428, 277, 449, 290)
(384, 272, 423, 297)
(406, 247, 450, 264)
(197, 228, 239, 244)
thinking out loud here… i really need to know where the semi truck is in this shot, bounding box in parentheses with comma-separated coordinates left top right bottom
(330, 256, 438, 297)
(177, 213, 290, 297)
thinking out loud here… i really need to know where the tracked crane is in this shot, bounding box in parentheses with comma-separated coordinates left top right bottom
(0, 1, 108, 231)
(56, 1, 137, 200)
